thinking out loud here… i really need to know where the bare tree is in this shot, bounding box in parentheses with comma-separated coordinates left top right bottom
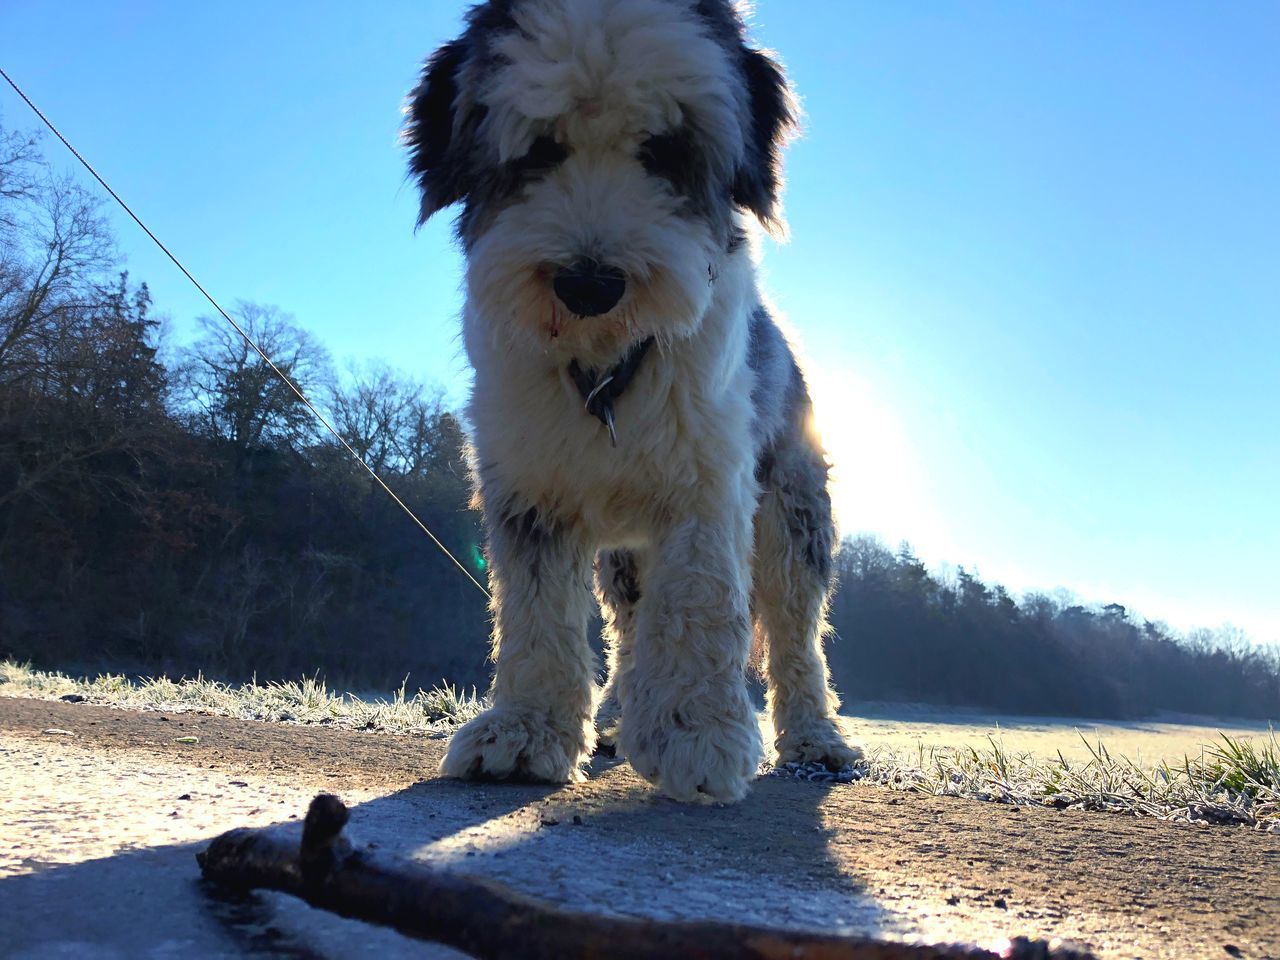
(328, 362, 449, 476)
(0, 177, 116, 385)
(0, 120, 163, 511)
(0, 124, 43, 224)
(176, 303, 333, 461)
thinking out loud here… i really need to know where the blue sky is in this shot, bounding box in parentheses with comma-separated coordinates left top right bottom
(4, 1, 1278, 643)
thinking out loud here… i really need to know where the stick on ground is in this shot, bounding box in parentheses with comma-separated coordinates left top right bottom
(196, 794, 1095, 960)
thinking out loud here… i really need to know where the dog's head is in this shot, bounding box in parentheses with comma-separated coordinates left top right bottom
(405, 0, 796, 361)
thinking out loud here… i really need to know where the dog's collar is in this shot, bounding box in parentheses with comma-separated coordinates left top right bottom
(568, 337, 655, 447)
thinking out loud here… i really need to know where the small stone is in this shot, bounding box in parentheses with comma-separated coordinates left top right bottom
(59, 694, 86, 703)
(572, 815, 583, 826)
(994, 898, 1009, 910)
(42, 728, 74, 736)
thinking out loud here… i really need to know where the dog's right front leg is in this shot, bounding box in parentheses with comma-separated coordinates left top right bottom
(620, 507, 763, 803)
(440, 504, 596, 783)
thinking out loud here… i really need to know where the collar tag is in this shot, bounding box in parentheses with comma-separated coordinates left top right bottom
(568, 337, 654, 447)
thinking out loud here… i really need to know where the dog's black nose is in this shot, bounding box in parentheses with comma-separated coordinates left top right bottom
(553, 260, 626, 317)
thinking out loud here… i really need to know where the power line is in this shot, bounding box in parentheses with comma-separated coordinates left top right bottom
(0, 65, 491, 601)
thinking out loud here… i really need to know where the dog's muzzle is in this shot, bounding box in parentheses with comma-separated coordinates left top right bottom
(553, 259, 626, 317)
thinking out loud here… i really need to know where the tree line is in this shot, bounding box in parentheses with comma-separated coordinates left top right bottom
(2, 121, 1276, 719)
(827, 537, 1277, 718)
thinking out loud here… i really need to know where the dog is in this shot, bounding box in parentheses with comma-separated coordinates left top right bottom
(404, 0, 861, 802)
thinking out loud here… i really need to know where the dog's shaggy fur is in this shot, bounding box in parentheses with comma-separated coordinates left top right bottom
(405, 0, 861, 802)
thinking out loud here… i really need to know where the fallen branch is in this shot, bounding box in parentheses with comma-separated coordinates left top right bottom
(197, 794, 1095, 960)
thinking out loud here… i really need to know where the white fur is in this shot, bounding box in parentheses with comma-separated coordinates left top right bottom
(428, 0, 858, 803)
(477, 0, 747, 174)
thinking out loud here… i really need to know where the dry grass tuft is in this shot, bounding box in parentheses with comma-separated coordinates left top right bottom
(851, 731, 1279, 831)
(0, 660, 484, 733)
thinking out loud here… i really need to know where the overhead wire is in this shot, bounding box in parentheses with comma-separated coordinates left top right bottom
(0, 65, 491, 600)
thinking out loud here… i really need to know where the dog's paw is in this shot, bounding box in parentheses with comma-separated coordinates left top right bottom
(622, 705, 762, 804)
(775, 717, 864, 771)
(592, 694, 622, 757)
(593, 720, 620, 758)
(440, 708, 589, 783)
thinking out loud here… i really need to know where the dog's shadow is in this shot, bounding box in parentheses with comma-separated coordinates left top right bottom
(2, 753, 900, 958)
(333, 752, 899, 940)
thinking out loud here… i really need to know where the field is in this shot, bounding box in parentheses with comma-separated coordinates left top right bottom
(4, 660, 1275, 830)
(845, 701, 1273, 764)
(2, 664, 1278, 959)
(9, 661, 1269, 761)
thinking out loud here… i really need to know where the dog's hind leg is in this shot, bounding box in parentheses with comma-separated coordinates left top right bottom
(440, 504, 597, 783)
(593, 548, 644, 756)
(754, 436, 863, 770)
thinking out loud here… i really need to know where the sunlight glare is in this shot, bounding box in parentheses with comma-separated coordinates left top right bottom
(805, 366, 952, 560)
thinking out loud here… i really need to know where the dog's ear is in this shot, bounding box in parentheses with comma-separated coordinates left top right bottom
(732, 48, 797, 235)
(404, 39, 477, 225)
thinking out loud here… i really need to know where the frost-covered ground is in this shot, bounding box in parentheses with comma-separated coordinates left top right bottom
(4, 692, 1277, 960)
(3, 661, 1276, 829)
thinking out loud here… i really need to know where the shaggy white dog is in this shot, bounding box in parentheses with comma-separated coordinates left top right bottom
(405, 0, 861, 802)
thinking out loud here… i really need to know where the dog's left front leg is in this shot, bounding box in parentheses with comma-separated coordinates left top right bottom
(620, 506, 763, 803)
(440, 507, 596, 783)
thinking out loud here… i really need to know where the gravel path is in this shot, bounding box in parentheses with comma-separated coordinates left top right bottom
(2, 696, 1276, 959)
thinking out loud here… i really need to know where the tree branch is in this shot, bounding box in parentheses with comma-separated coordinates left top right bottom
(197, 794, 1095, 960)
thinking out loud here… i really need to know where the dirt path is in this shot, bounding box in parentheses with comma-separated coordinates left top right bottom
(2, 696, 1276, 959)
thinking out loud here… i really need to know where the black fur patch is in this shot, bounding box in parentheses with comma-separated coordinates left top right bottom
(511, 135, 569, 182)
(732, 48, 796, 229)
(495, 502, 559, 583)
(636, 123, 738, 242)
(692, 0, 748, 50)
(602, 550, 641, 606)
(464, 0, 519, 38)
(404, 39, 476, 223)
(457, 135, 570, 241)
(637, 128, 701, 195)
(748, 307, 835, 582)
(753, 447, 775, 485)
(746, 305, 792, 445)
(794, 489, 835, 582)
(404, 2, 526, 230)
(690, 0, 797, 228)
(755, 449, 835, 583)
(501, 504, 548, 546)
